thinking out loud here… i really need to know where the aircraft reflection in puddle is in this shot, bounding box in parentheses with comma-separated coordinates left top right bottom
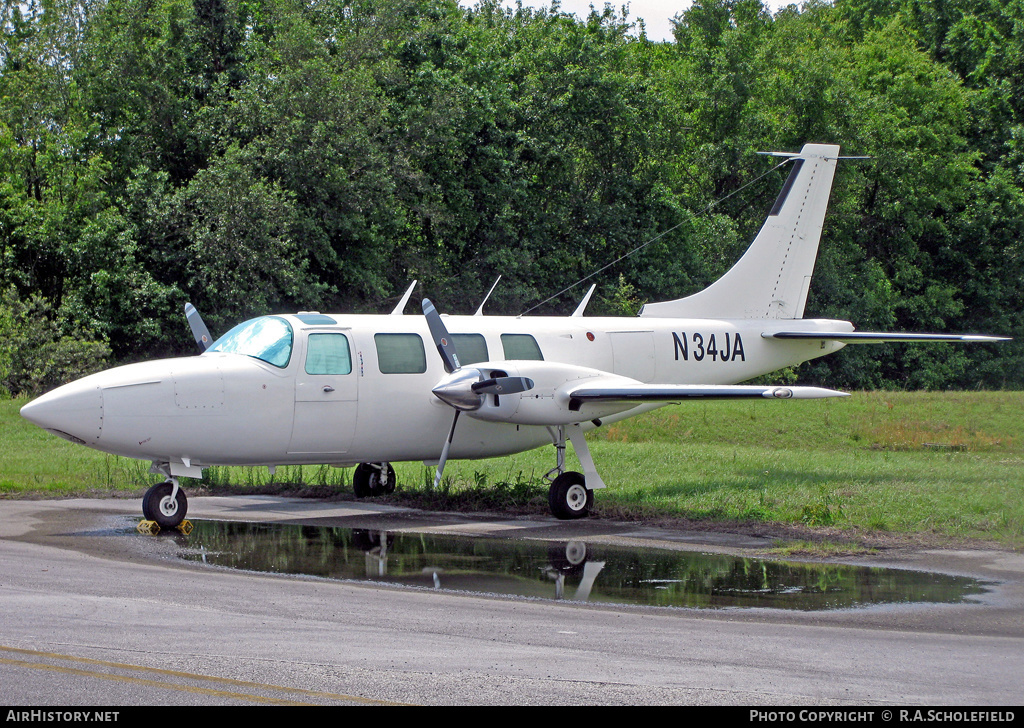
(177, 520, 990, 611)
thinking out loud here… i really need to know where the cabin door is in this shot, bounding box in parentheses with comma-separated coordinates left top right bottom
(288, 331, 359, 454)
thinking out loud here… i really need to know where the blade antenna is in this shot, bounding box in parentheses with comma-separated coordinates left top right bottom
(571, 284, 597, 317)
(474, 276, 502, 316)
(391, 280, 418, 315)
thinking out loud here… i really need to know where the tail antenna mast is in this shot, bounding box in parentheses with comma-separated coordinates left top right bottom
(520, 156, 795, 316)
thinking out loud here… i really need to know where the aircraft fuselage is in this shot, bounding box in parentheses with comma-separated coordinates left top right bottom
(21, 312, 849, 476)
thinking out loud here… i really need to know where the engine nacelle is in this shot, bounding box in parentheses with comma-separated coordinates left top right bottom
(464, 361, 640, 426)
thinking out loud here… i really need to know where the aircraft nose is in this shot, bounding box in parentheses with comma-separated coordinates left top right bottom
(20, 381, 103, 446)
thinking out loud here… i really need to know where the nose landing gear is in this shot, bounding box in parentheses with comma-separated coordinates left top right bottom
(141, 479, 188, 528)
(138, 464, 192, 534)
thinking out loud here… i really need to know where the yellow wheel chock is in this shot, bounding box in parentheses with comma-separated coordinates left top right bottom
(136, 519, 192, 536)
(136, 520, 160, 535)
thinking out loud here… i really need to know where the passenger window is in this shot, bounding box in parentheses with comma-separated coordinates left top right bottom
(500, 334, 543, 360)
(451, 334, 488, 365)
(375, 333, 427, 373)
(305, 333, 352, 375)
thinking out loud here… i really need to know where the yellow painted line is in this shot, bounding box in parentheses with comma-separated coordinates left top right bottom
(0, 645, 406, 706)
(0, 656, 311, 705)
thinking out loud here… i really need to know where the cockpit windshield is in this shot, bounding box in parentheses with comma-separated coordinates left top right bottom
(207, 316, 293, 368)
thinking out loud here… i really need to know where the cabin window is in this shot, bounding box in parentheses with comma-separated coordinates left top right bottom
(305, 333, 352, 375)
(208, 316, 293, 368)
(500, 333, 543, 360)
(375, 333, 427, 374)
(451, 333, 488, 365)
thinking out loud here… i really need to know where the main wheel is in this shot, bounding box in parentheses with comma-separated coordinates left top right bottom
(142, 481, 188, 529)
(353, 463, 397, 498)
(548, 471, 593, 520)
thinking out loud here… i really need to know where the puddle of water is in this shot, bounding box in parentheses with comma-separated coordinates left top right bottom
(176, 520, 990, 611)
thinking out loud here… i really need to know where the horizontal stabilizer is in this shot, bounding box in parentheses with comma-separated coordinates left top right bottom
(763, 331, 1010, 344)
(567, 384, 847, 411)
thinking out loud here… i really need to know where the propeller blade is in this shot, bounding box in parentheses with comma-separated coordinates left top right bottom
(434, 410, 460, 488)
(471, 376, 535, 395)
(184, 303, 213, 352)
(422, 298, 460, 373)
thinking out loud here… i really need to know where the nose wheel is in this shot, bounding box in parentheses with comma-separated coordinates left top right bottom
(141, 480, 188, 529)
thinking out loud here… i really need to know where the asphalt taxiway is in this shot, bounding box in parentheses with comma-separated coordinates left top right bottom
(1, 496, 1022, 705)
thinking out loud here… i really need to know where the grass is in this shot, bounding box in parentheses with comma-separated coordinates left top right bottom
(2, 391, 1022, 548)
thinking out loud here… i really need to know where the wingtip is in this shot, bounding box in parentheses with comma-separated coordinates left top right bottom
(766, 386, 850, 399)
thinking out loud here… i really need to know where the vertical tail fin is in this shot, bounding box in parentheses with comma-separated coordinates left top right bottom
(640, 143, 840, 320)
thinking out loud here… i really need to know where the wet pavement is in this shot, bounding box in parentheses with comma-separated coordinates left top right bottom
(2, 495, 1023, 705)
(177, 517, 991, 611)
(6, 494, 1024, 632)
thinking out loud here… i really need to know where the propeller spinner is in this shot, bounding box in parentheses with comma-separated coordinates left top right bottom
(421, 298, 534, 487)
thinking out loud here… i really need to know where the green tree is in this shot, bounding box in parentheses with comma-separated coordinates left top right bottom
(0, 286, 110, 396)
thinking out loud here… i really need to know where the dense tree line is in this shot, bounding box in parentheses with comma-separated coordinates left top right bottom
(1, 0, 1021, 395)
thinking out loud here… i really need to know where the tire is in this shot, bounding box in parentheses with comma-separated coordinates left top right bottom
(547, 541, 588, 576)
(142, 481, 187, 529)
(380, 462, 397, 494)
(141, 484, 156, 522)
(548, 471, 593, 520)
(353, 463, 396, 498)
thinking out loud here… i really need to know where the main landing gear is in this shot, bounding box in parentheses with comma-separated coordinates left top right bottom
(346, 425, 605, 520)
(353, 462, 396, 498)
(545, 424, 605, 520)
(548, 471, 593, 520)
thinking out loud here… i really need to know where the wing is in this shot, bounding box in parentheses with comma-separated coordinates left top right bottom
(567, 384, 847, 411)
(763, 331, 1010, 344)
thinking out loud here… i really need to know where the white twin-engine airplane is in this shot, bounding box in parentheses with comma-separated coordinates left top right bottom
(20, 144, 1008, 527)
